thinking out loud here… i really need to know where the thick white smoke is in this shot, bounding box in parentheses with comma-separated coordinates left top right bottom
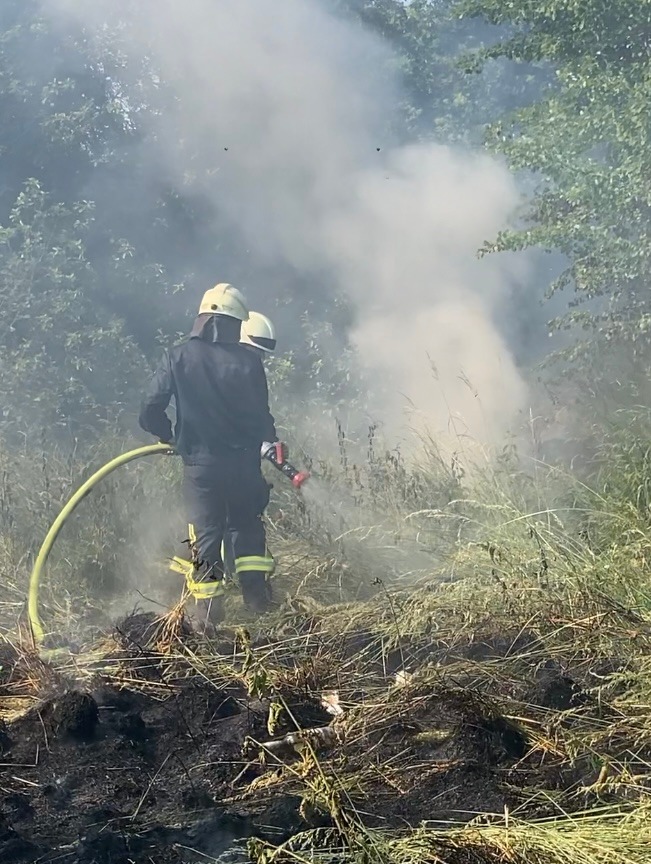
(325, 142, 527, 444)
(43, 0, 528, 449)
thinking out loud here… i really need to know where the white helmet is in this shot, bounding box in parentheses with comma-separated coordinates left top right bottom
(240, 311, 276, 353)
(199, 283, 249, 321)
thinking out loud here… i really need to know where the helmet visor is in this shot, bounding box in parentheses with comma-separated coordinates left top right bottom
(252, 336, 276, 352)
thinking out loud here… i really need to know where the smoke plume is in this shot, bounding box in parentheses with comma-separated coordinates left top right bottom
(43, 0, 528, 449)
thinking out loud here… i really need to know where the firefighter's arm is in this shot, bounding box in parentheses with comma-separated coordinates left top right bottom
(138, 351, 174, 444)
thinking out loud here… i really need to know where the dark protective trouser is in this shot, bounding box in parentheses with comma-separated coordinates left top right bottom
(182, 450, 274, 614)
(222, 529, 237, 579)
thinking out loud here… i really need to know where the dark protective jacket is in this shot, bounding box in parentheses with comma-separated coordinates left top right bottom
(139, 332, 277, 464)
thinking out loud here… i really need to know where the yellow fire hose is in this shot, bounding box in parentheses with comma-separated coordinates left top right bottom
(28, 442, 175, 653)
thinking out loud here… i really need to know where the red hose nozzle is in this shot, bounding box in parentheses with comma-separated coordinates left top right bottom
(292, 470, 310, 489)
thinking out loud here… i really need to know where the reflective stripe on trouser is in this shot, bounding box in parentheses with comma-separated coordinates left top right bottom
(235, 554, 275, 577)
(169, 555, 224, 600)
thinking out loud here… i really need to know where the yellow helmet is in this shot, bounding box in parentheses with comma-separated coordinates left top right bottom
(241, 311, 276, 353)
(199, 283, 249, 321)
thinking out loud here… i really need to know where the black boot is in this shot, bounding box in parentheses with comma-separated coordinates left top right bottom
(239, 572, 272, 614)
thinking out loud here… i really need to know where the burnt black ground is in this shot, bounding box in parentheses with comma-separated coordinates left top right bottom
(0, 675, 286, 863)
(0, 612, 624, 864)
(0, 665, 521, 862)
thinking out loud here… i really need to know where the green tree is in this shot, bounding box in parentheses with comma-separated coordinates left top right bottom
(0, 1, 210, 358)
(0, 180, 146, 440)
(458, 0, 651, 380)
(0, 0, 224, 442)
(337, 0, 540, 143)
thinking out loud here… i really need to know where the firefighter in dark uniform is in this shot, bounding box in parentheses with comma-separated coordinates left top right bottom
(138, 283, 281, 620)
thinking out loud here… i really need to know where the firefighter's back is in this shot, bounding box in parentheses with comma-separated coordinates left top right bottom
(170, 338, 271, 462)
